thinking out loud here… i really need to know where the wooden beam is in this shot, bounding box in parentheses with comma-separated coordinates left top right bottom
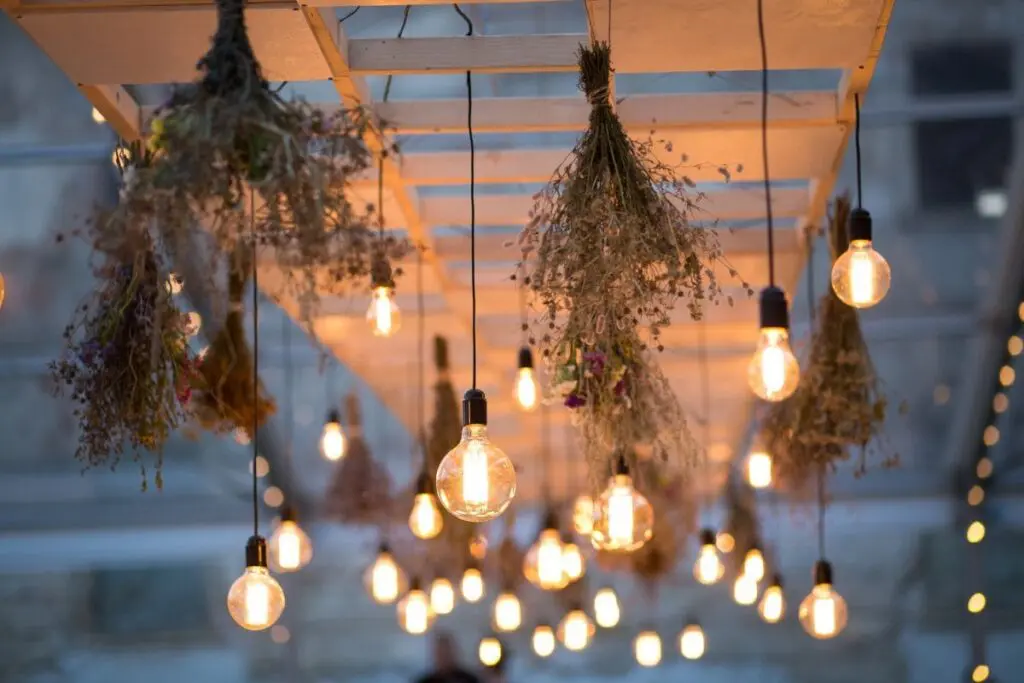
(348, 34, 585, 76)
(77, 84, 141, 140)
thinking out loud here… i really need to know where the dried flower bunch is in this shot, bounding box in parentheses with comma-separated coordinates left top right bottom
(760, 195, 896, 493)
(516, 43, 737, 480)
(119, 0, 406, 333)
(192, 244, 275, 435)
(50, 187, 200, 490)
(324, 393, 393, 525)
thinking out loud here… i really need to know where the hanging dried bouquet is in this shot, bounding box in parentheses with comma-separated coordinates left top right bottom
(759, 195, 897, 494)
(516, 43, 738, 480)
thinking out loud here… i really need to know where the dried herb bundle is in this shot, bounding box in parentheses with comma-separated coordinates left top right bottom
(50, 225, 198, 490)
(192, 245, 275, 435)
(516, 43, 733, 478)
(760, 195, 895, 493)
(324, 393, 393, 525)
(114, 0, 406, 334)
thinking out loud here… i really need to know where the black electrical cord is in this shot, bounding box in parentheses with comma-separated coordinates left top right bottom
(377, 154, 385, 239)
(855, 93, 864, 210)
(339, 6, 360, 23)
(467, 69, 477, 389)
(756, 0, 776, 287)
(250, 194, 260, 538)
(382, 5, 412, 104)
(416, 244, 426, 458)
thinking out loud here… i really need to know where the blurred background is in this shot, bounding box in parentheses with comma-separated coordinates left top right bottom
(1, 1, 1024, 682)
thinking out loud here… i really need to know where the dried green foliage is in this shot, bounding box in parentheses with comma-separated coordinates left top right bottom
(192, 245, 275, 435)
(515, 43, 740, 480)
(760, 195, 896, 494)
(115, 0, 406, 335)
(324, 393, 393, 525)
(50, 210, 198, 490)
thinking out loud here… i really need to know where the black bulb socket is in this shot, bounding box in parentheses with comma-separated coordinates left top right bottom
(848, 207, 873, 243)
(613, 453, 629, 476)
(561, 528, 575, 545)
(813, 559, 834, 586)
(541, 507, 560, 532)
(409, 576, 422, 591)
(517, 346, 534, 370)
(378, 540, 391, 555)
(279, 504, 296, 523)
(769, 573, 784, 589)
(326, 408, 341, 425)
(758, 286, 790, 330)
(370, 257, 395, 289)
(245, 535, 268, 568)
(698, 528, 716, 547)
(462, 388, 488, 426)
(415, 470, 433, 495)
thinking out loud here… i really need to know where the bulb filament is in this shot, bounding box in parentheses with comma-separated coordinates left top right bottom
(244, 578, 270, 627)
(462, 441, 489, 510)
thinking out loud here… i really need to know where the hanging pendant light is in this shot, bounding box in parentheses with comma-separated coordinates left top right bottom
(634, 630, 662, 667)
(557, 603, 595, 651)
(572, 493, 595, 535)
(560, 529, 586, 582)
(532, 623, 556, 657)
(492, 588, 523, 632)
(694, 528, 725, 585)
(514, 346, 539, 411)
(461, 561, 486, 603)
(365, 541, 406, 605)
(227, 201, 285, 631)
(679, 621, 706, 660)
(397, 577, 436, 635)
(831, 94, 890, 308)
(743, 544, 766, 583)
(366, 155, 401, 337)
(478, 636, 503, 667)
(746, 448, 773, 489)
(759, 573, 786, 623)
(409, 470, 444, 540)
(429, 576, 456, 615)
(733, 572, 759, 606)
(436, 70, 516, 522)
(268, 506, 313, 573)
(747, 0, 799, 402)
(590, 455, 654, 552)
(320, 408, 346, 461)
(593, 586, 621, 628)
(799, 561, 848, 639)
(523, 508, 568, 590)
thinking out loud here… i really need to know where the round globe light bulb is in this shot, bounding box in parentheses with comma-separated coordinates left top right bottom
(436, 423, 516, 523)
(367, 285, 401, 337)
(364, 546, 406, 605)
(573, 494, 595, 535)
(831, 239, 891, 309)
(679, 623, 706, 660)
(227, 565, 286, 631)
(461, 567, 485, 603)
(747, 450, 773, 489)
(634, 630, 662, 667)
(523, 528, 568, 590)
(590, 472, 654, 553)
(493, 591, 523, 632)
(798, 565, 848, 639)
(532, 624, 556, 657)
(593, 587, 621, 628)
(748, 327, 800, 402)
(397, 583, 435, 635)
(733, 573, 759, 606)
(557, 608, 595, 652)
(268, 518, 313, 573)
(759, 579, 786, 624)
(409, 492, 444, 540)
(320, 414, 346, 461)
(430, 577, 456, 615)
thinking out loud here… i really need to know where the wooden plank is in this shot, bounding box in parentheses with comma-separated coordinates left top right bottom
(348, 34, 585, 76)
(375, 91, 838, 134)
(11, 0, 563, 7)
(77, 84, 142, 140)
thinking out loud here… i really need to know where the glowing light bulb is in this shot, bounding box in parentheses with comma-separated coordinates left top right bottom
(590, 459, 654, 552)
(479, 637, 502, 667)
(320, 410, 346, 461)
(679, 623, 706, 660)
(268, 510, 313, 573)
(748, 328, 800, 401)
(733, 573, 758, 606)
(365, 544, 405, 605)
(972, 664, 991, 682)
(397, 579, 435, 635)
(694, 529, 724, 585)
(493, 590, 522, 632)
(532, 624, 556, 657)
(429, 577, 455, 615)
(91, 106, 105, 123)
(798, 561, 848, 639)
(830, 209, 891, 308)
(514, 347, 539, 411)
(593, 587, 621, 628)
(561, 533, 586, 582)
(634, 630, 662, 667)
(573, 494, 595, 535)
(461, 566, 485, 603)
(524, 523, 568, 590)
(226, 537, 286, 631)
(367, 286, 401, 337)
(966, 521, 986, 544)
(968, 592, 986, 614)
(743, 547, 766, 582)
(409, 473, 444, 540)
(436, 392, 516, 523)
(558, 606, 595, 652)
(747, 450, 773, 489)
(758, 576, 786, 624)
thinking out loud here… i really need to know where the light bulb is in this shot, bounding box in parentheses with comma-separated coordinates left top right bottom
(748, 287, 799, 401)
(397, 579, 435, 635)
(367, 286, 401, 337)
(268, 511, 313, 573)
(524, 526, 568, 590)
(514, 347, 539, 411)
(679, 623, 706, 660)
(593, 587, 621, 628)
(493, 590, 523, 632)
(226, 537, 286, 631)
(532, 624, 556, 657)
(590, 459, 654, 553)
(743, 547, 766, 582)
(558, 606, 595, 652)
(733, 573, 758, 606)
(966, 521, 986, 544)
(634, 630, 662, 667)
(830, 210, 890, 308)
(573, 494, 595, 535)
(747, 450, 773, 489)
(320, 410, 346, 461)
(759, 576, 786, 624)
(694, 529, 724, 585)
(91, 106, 105, 123)
(409, 472, 444, 540)
(479, 637, 502, 667)
(436, 391, 516, 522)
(364, 543, 406, 605)
(430, 577, 455, 615)
(798, 561, 848, 639)
(561, 533, 586, 582)
(972, 664, 991, 682)
(461, 566, 485, 603)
